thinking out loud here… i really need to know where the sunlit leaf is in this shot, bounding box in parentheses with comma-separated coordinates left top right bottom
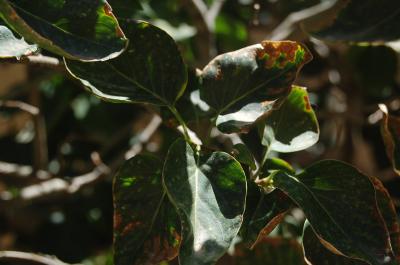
(260, 86, 319, 153)
(311, 0, 400, 42)
(0, 25, 37, 58)
(113, 155, 180, 265)
(271, 160, 395, 265)
(303, 221, 368, 265)
(200, 41, 312, 133)
(163, 139, 247, 265)
(0, 0, 127, 61)
(65, 21, 187, 106)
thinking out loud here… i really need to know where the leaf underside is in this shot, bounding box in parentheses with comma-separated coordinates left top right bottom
(0, 25, 37, 58)
(113, 155, 180, 265)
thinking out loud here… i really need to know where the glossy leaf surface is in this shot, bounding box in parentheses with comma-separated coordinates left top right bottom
(272, 160, 394, 265)
(261, 86, 319, 153)
(113, 155, 180, 265)
(66, 21, 187, 106)
(232, 143, 256, 170)
(303, 221, 368, 265)
(380, 104, 400, 175)
(240, 158, 294, 248)
(0, 0, 127, 61)
(312, 0, 400, 42)
(163, 139, 247, 265)
(200, 41, 312, 133)
(0, 25, 37, 58)
(240, 187, 291, 249)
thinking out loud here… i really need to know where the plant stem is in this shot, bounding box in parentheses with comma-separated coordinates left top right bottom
(252, 145, 271, 180)
(168, 106, 191, 143)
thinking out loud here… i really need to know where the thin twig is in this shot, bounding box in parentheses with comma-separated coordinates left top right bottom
(0, 251, 71, 265)
(0, 100, 39, 115)
(26, 55, 60, 66)
(182, 0, 226, 65)
(125, 115, 162, 159)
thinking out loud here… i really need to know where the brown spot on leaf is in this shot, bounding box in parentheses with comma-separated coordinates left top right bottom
(259, 41, 299, 69)
(121, 221, 143, 236)
(304, 95, 311, 111)
(251, 211, 288, 249)
(114, 213, 122, 230)
(103, 3, 125, 38)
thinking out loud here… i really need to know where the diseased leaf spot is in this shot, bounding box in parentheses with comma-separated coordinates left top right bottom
(304, 95, 311, 111)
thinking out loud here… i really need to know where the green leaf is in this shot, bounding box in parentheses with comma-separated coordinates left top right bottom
(311, 0, 400, 42)
(240, 158, 294, 248)
(200, 41, 312, 133)
(218, 237, 306, 265)
(163, 139, 247, 265)
(260, 158, 296, 176)
(107, 0, 142, 19)
(231, 143, 256, 170)
(65, 21, 187, 106)
(369, 177, 400, 263)
(0, 0, 127, 61)
(0, 25, 37, 58)
(271, 160, 395, 265)
(380, 104, 400, 175)
(302, 221, 368, 265)
(240, 187, 292, 249)
(260, 86, 319, 153)
(113, 155, 180, 265)
(216, 102, 273, 134)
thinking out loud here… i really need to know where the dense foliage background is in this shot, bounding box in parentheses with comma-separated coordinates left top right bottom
(1, 0, 400, 264)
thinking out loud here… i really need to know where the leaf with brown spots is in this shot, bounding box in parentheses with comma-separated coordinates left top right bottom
(200, 40, 312, 134)
(380, 104, 400, 176)
(271, 160, 396, 265)
(0, 0, 127, 61)
(259, 86, 319, 153)
(113, 155, 180, 265)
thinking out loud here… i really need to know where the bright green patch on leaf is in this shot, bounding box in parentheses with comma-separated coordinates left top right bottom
(260, 86, 319, 153)
(0, 0, 128, 61)
(200, 41, 312, 134)
(65, 21, 187, 106)
(302, 221, 368, 265)
(113, 155, 180, 265)
(163, 139, 247, 265)
(271, 160, 395, 265)
(0, 25, 37, 58)
(312, 0, 400, 42)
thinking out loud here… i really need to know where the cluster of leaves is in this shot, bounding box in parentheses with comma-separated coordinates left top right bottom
(1, 1, 400, 265)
